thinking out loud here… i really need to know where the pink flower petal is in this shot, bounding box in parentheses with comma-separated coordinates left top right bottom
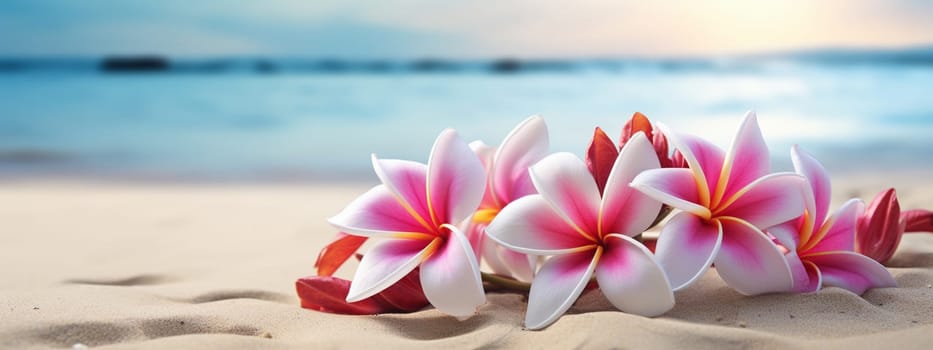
(600, 133, 662, 237)
(346, 238, 435, 302)
(767, 220, 800, 251)
(715, 218, 793, 295)
(805, 199, 863, 254)
(654, 212, 722, 290)
(596, 234, 674, 316)
(464, 221, 485, 260)
(469, 140, 500, 210)
(714, 112, 770, 206)
(496, 247, 536, 283)
(806, 251, 896, 295)
(329, 185, 434, 237)
(524, 248, 600, 330)
(792, 145, 832, 232)
(427, 129, 487, 225)
(715, 172, 807, 230)
(529, 152, 602, 235)
(491, 115, 549, 203)
(479, 226, 536, 282)
(486, 195, 595, 255)
(481, 231, 510, 275)
(371, 157, 432, 226)
(631, 168, 711, 218)
(658, 124, 725, 207)
(785, 251, 819, 293)
(420, 227, 486, 319)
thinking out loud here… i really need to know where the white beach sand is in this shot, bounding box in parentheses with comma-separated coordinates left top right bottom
(1, 174, 932, 349)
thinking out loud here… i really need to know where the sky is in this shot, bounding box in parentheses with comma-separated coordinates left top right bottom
(2, 0, 933, 59)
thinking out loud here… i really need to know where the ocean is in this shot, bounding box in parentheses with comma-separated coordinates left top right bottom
(1, 56, 932, 182)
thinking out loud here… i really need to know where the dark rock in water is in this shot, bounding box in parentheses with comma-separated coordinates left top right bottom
(409, 59, 461, 73)
(253, 60, 278, 74)
(0, 149, 73, 164)
(489, 59, 522, 73)
(100, 56, 169, 72)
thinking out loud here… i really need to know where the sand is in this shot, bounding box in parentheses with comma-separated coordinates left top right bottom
(1, 174, 932, 349)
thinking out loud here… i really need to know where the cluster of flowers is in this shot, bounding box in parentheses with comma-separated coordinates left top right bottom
(297, 112, 933, 330)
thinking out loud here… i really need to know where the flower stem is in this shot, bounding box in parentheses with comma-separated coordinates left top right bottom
(481, 272, 531, 293)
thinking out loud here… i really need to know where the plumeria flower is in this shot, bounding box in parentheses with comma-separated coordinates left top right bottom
(328, 129, 487, 319)
(631, 112, 807, 295)
(487, 133, 674, 330)
(855, 188, 933, 264)
(769, 146, 896, 294)
(467, 115, 549, 282)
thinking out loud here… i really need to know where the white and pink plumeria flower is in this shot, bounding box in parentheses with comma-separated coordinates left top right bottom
(328, 129, 487, 320)
(486, 133, 674, 330)
(769, 146, 896, 294)
(631, 112, 808, 295)
(467, 115, 549, 282)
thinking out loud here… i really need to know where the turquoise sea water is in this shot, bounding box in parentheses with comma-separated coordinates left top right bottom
(1, 61, 931, 181)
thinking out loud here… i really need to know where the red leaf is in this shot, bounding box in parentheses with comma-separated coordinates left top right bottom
(856, 188, 903, 264)
(586, 127, 619, 194)
(296, 276, 383, 315)
(315, 233, 368, 276)
(370, 270, 430, 311)
(903, 209, 933, 233)
(296, 269, 429, 315)
(620, 112, 653, 145)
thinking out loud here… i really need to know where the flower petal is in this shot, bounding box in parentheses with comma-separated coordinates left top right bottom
(792, 145, 832, 233)
(329, 185, 433, 237)
(496, 247, 536, 282)
(346, 238, 435, 302)
(658, 124, 725, 207)
(806, 251, 896, 295)
(486, 195, 594, 255)
(631, 168, 711, 218)
(805, 199, 863, 254)
(524, 248, 600, 330)
(371, 157, 432, 227)
(620, 112, 654, 144)
(427, 129, 488, 225)
(529, 152, 602, 235)
(600, 133, 662, 237)
(856, 188, 902, 263)
(716, 172, 807, 229)
(420, 227, 486, 319)
(785, 251, 819, 293)
(315, 233, 369, 276)
(492, 115, 549, 203)
(480, 226, 536, 282)
(654, 212, 722, 290)
(596, 234, 674, 316)
(297, 276, 385, 315)
(469, 140, 500, 210)
(903, 209, 933, 232)
(586, 126, 620, 195)
(767, 220, 800, 251)
(714, 112, 770, 206)
(715, 217, 793, 295)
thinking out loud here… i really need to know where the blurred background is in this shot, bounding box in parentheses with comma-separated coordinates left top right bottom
(1, 0, 932, 182)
